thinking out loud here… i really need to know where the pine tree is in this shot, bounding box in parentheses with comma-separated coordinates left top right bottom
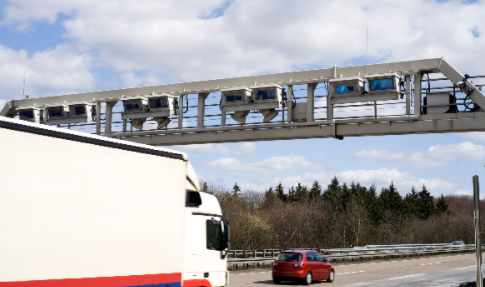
(365, 184, 382, 226)
(341, 183, 351, 210)
(350, 182, 364, 205)
(323, 176, 341, 207)
(404, 186, 419, 217)
(436, 194, 449, 214)
(275, 182, 287, 202)
(326, 176, 340, 194)
(309, 180, 322, 201)
(288, 186, 296, 202)
(379, 182, 403, 213)
(416, 184, 435, 220)
(265, 185, 275, 198)
(232, 182, 241, 197)
(294, 182, 309, 203)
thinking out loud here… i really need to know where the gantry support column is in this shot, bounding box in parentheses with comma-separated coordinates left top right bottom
(306, 83, 317, 123)
(197, 93, 210, 129)
(221, 111, 226, 127)
(96, 101, 101, 135)
(414, 73, 422, 116)
(178, 95, 184, 129)
(405, 76, 412, 115)
(287, 85, 293, 123)
(327, 93, 333, 120)
(104, 101, 117, 134)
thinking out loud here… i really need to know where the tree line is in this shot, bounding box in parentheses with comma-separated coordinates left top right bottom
(202, 177, 483, 250)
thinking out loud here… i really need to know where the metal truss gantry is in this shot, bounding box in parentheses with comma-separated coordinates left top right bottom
(2, 57, 485, 146)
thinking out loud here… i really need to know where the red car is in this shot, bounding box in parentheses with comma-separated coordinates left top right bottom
(272, 250, 335, 285)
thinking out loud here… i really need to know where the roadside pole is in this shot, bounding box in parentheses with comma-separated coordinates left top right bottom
(473, 175, 483, 287)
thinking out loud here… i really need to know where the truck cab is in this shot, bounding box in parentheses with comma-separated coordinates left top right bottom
(183, 163, 230, 287)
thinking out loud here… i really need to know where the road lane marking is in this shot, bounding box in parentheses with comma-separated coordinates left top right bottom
(335, 253, 469, 267)
(339, 271, 365, 276)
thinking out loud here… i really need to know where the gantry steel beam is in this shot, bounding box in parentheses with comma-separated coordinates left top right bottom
(2, 57, 485, 146)
(0, 58, 443, 110)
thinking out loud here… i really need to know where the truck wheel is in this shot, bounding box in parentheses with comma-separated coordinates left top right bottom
(303, 272, 312, 285)
(327, 270, 334, 282)
(273, 277, 281, 284)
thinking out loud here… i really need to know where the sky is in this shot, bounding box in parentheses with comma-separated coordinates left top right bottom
(1, 0, 485, 197)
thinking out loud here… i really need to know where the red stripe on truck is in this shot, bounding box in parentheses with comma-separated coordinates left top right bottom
(0, 273, 181, 287)
(183, 279, 212, 287)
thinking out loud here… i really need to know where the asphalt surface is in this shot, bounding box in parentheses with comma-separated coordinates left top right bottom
(229, 253, 481, 286)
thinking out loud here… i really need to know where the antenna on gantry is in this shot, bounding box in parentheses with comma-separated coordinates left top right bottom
(23, 70, 29, 99)
(366, 28, 368, 76)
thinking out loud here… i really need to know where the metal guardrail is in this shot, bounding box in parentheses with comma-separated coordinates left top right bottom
(328, 243, 454, 252)
(228, 244, 479, 266)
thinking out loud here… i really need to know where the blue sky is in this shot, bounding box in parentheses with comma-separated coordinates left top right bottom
(1, 0, 485, 197)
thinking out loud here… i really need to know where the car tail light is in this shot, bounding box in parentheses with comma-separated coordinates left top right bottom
(273, 261, 278, 266)
(295, 263, 304, 267)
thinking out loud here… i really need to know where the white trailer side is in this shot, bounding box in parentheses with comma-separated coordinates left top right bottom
(0, 117, 193, 286)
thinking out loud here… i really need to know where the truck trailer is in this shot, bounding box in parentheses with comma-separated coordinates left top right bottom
(0, 116, 229, 287)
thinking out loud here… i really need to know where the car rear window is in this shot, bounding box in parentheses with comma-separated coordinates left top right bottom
(277, 253, 303, 261)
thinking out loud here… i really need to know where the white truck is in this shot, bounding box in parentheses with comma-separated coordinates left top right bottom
(0, 116, 230, 287)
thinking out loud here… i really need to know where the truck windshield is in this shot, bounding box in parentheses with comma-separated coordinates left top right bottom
(277, 253, 303, 261)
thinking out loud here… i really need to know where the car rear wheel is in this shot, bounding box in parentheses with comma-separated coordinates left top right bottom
(303, 272, 312, 285)
(272, 277, 281, 284)
(327, 270, 334, 282)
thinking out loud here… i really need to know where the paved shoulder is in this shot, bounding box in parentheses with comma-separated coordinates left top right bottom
(341, 266, 476, 287)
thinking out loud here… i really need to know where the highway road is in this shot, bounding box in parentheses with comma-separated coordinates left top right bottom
(229, 253, 481, 286)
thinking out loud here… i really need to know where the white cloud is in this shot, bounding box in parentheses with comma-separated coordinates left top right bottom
(173, 143, 229, 154)
(196, 173, 220, 183)
(455, 189, 485, 199)
(238, 143, 259, 155)
(0, 0, 222, 30)
(240, 178, 269, 191)
(121, 72, 162, 88)
(350, 142, 485, 167)
(0, 44, 94, 100)
(456, 189, 472, 196)
(425, 142, 485, 161)
(0, 1, 88, 30)
(2, 0, 484, 88)
(353, 150, 406, 160)
(172, 142, 258, 155)
(206, 155, 323, 176)
(460, 132, 485, 143)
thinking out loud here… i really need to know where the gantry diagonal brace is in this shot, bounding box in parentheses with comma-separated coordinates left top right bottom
(437, 58, 485, 109)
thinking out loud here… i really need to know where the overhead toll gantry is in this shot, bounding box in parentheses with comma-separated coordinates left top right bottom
(1, 57, 485, 146)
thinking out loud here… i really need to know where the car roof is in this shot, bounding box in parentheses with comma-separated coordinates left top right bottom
(282, 250, 312, 254)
